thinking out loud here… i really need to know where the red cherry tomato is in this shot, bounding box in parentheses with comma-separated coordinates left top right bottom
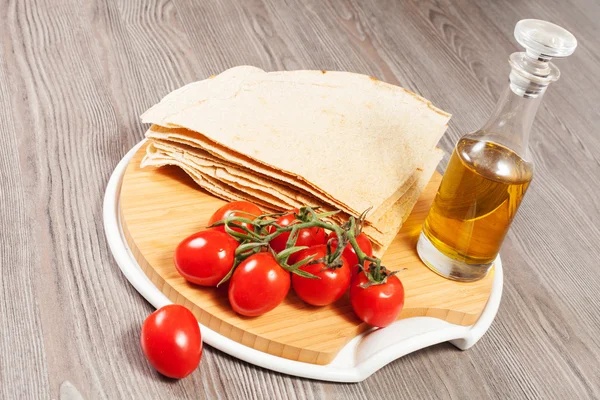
(140, 305, 202, 379)
(350, 268, 404, 328)
(174, 230, 238, 286)
(228, 253, 290, 316)
(327, 231, 373, 275)
(268, 210, 326, 255)
(208, 201, 262, 234)
(291, 245, 351, 306)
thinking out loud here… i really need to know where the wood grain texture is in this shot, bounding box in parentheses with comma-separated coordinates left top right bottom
(0, 0, 598, 398)
(119, 144, 493, 365)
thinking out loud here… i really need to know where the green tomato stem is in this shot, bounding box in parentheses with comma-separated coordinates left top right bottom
(215, 206, 388, 285)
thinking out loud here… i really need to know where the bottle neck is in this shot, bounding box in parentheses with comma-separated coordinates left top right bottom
(471, 84, 544, 161)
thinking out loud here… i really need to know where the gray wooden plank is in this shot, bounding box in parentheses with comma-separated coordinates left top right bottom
(0, 7, 51, 397)
(0, 0, 598, 398)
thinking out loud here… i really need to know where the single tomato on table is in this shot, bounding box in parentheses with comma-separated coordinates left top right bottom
(291, 244, 351, 306)
(228, 252, 290, 316)
(140, 305, 202, 379)
(268, 210, 326, 255)
(174, 230, 238, 286)
(327, 231, 373, 275)
(208, 201, 262, 234)
(350, 266, 404, 328)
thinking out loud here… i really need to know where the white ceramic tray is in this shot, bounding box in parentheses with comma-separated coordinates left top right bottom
(103, 141, 503, 383)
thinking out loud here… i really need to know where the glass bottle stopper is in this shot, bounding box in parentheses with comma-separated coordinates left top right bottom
(509, 19, 577, 97)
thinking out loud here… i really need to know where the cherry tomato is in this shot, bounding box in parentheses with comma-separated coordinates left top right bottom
(140, 305, 202, 379)
(228, 253, 290, 316)
(174, 230, 238, 286)
(291, 245, 351, 306)
(350, 268, 404, 328)
(208, 201, 262, 234)
(268, 210, 326, 255)
(327, 231, 373, 275)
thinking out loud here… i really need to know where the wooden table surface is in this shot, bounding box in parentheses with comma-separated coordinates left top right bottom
(1, 0, 599, 398)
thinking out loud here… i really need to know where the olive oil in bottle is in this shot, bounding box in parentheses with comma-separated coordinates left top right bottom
(423, 138, 533, 267)
(417, 19, 577, 281)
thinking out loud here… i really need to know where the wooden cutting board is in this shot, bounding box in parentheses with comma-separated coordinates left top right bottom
(120, 143, 494, 365)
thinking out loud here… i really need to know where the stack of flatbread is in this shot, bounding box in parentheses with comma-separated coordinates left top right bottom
(140, 66, 450, 256)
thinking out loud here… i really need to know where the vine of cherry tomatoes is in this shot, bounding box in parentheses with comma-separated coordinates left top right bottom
(174, 201, 405, 322)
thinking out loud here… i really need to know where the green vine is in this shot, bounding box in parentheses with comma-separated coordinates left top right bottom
(209, 206, 393, 287)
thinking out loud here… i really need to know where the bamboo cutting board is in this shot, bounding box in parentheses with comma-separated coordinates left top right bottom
(120, 144, 494, 365)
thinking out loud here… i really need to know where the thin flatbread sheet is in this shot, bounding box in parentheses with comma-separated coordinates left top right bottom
(142, 66, 450, 220)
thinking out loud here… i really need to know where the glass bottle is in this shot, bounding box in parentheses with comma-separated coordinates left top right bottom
(417, 19, 577, 282)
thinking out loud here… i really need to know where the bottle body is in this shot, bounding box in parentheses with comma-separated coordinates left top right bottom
(418, 136, 533, 280)
(417, 84, 541, 281)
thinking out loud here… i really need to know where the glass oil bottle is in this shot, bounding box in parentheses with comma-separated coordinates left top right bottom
(417, 20, 577, 281)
